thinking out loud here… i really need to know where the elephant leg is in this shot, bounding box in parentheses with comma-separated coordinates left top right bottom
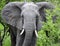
(31, 32, 37, 46)
(8, 28, 16, 46)
(10, 32, 16, 46)
(16, 29, 25, 46)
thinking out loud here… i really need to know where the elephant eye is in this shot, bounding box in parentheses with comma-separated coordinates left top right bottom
(22, 15, 24, 18)
(36, 15, 38, 20)
(36, 15, 38, 30)
(21, 15, 24, 25)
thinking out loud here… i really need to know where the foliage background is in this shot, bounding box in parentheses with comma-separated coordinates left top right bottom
(0, 0, 60, 46)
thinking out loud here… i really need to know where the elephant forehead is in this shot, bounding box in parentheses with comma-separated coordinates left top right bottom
(22, 3, 39, 10)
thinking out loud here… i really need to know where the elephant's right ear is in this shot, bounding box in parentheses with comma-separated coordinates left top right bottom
(1, 2, 24, 30)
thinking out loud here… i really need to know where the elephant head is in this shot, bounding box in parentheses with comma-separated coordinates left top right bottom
(1, 2, 54, 46)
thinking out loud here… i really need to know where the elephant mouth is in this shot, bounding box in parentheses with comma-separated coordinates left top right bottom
(20, 28, 38, 38)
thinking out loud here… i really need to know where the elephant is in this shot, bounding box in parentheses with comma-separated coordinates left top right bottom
(1, 2, 55, 46)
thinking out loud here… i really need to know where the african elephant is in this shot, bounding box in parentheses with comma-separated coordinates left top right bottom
(1, 2, 54, 46)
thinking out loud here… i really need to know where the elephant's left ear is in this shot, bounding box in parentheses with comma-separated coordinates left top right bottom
(36, 2, 55, 21)
(35, 2, 55, 31)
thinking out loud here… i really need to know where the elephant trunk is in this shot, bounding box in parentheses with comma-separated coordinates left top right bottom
(22, 30, 33, 46)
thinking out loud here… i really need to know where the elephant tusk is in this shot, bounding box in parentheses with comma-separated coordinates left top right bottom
(35, 30, 38, 38)
(20, 29, 24, 35)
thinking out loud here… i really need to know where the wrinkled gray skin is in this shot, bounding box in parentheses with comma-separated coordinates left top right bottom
(1, 2, 55, 46)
